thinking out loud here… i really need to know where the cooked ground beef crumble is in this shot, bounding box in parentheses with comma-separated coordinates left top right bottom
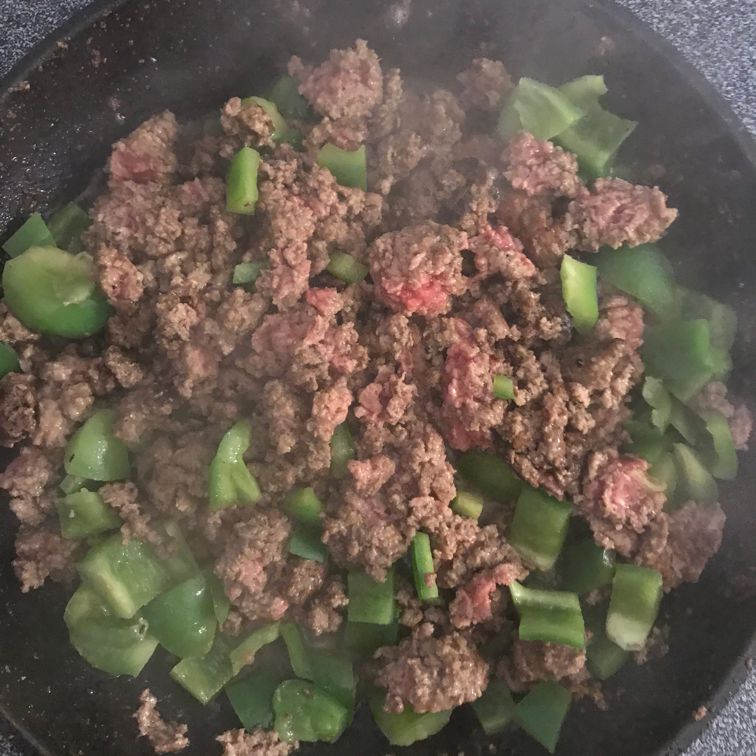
(0, 38, 751, 755)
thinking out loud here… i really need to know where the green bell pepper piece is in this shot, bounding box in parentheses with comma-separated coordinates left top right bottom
(230, 621, 281, 675)
(606, 564, 662, 651)
(471, 679, 516, 735)
(326, 251, 369, 283)
(560, 254, 598, 334)
(159, 519, 200, 582)
(226, 147, 261, 215)
(64, 409, 131, 482)
(344, 620, 399, 657)
(288, 525, 328, 563)
(0, 343, 20, 378)
(559, 538, 614, 595)
(457, 450, 522, 502)
(208, 419, 262, 509)
(57, 490, 121, 540)
(587, 633, 629, 680)
(368, 690, 451, 746)
(649, 452, 678, 501)
(316, 144, 367, 190)
(232, 261, 263, 286)
(668, 396, 704, 445)
(2, 213, 56, 257)
(48, 203, 91, 251)
(410, 532, 439, 602)
(625, 419, 669, 465)
(514, 681, 571, 754)
(280, 622, 313, 679)
(170, 635, 234, 704)
(142, 573, 217, 658)
(226, 669, 286, 730)
(642, 377, 672, 431)
(2, 246, 111, 338)
(679, 287, 737, 351)
(269, 75, 312, 120)
(206, 571, 231, 624)
(450, 490, 484, 520)
(595, 244, 679, 321)
(671, 443, 718, 504)
(510, 582, 585, 649)
(330, 422, 355, 479)
(282, 486, 323, 526)
(274, 679, 350, 743)
(558, 75, 608, 110)
(698, 409, 737, 480)
(509, 486, 572, 571)
(59, 473, 85, 495)
(77, 534, 171, 619)
(64, 584, 157, 677)
(347, 568, 395, 625)
(308, 648, 356, 709)
(492, 374, 515, 400)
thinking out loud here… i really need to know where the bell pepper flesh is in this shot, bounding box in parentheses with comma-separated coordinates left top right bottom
(282, 486, 324, 526)
(59, 474, 85, 495)
(560, 254, 598, 334)
(288, 525, 328, 563)
(142, 573, 217, 659)
(558, 75, 607, 110)
(559, 538, 614, 595)
(679, 287, 737, 351)
(450, 490, 484, 520)
(326, 251, 369, 283)
(471, 679, 516, 735)
(226, 669, 285, 730)
(642, 377, 672, 431)
(232, 261, 263, 286)
(270, 75, 312, 120)
(64, 584, 157, 677)
(159, 519, 200, 582)
(226, 147, 261, 215)
(230, 621, 281, 675)
(3, 246, 111, 338)
(668, 397, 703, 445)
(514, 681, 571, 754)
(510, 582, 585, 649)
(208, 420, 262, 509)
(316, 144, 367, 190)
(606, 564, 662, 651)
(77, 534, 171, 619)
(280, 622, 313, 680)
(587, 633, 629, 680)
(330, 422, 355, 479)
(57, 490, 121, 540)
(649, 452, 679, 502)
(48, 203, 91, 251)
(368, 690, 451, 747)
(2, 213, 56, 257)
(274, 679, 350, 743)
(457, 450, 522, 502)
(170, 635, 234, 704)
(671, 442, 719, 505)
(698, 409, 737, 480)
(509, 487, 572, 571)
(344, 620, 399, 658)
(595, 244, 679, 321)
(206, 571, 231, 624)
(64, 409, 131, 482)
(347, 568, 396, 626)
(492, 374, 516, 400)
(625, 419, 669, 465)
(410, 532, 439, 602)
(0, 343, 20, 378)
(308, 648, 356, 709)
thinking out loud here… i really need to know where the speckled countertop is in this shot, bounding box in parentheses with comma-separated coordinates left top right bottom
(0, 0, 754, 754)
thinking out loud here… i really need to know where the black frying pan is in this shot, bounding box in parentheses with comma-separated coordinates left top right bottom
(1, 0, 755, 754)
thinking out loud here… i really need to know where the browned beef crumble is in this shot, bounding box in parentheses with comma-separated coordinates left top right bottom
(135, 689, 189, 754)
(217, 727, 297, 756)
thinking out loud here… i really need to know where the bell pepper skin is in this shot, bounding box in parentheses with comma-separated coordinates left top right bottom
(64, 409, 131, 482)
(273, 679, 350, 743)
(208, 420, 262, 509)
(226, 147, 261, 214)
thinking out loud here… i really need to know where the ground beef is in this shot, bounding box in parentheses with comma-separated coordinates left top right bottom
(507, 638, 588, 691)
(469, 224, 537, 282)
(217, 728, 297, 756)
(99, 481, 159, 546)
(373, 631, 489, 713)
(13, 527, 78, 592)
(369, 222, 468, 316)
(505, 132, 583, 198)
(457, 58, 513, 111)
(134, 689, 189, 754)
(96, 246, 145, 310)
(354, 367, 417, 426)
(570, 178, 678, 251)
(299, 576, 349, 636)
(109, 111, 178, 184)
(593, 292, 645, 350)
(220, 96, 276, 150)
(0, 447, 56, 527)
(0, 373, 37, 446)
(694, 381, 753, 450)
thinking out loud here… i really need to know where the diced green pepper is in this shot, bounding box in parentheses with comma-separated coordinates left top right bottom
(330, 422, 355, 479)
(368, 690, 451, 746)
(2, 246, 111, 338)
(410, 532, 439, 603)
(671, 443, 718, 505)
(587, 633, 629, 680)
(595, 244, 679, 320)
(498, 78, 585, 141)
(206, 571, 231, 624)
(77, 534, 170, 619)
(606, 564, 662, 651)
(347, 568, 396, 625)
(510, 582, 585, 649)
(642, 377, 672, 431)
(668, 397, 704, 445)
(160, 519, 200, 582)
(559, 538, 614, 595)
(226, 669, 285, 730)
(269, 75, 312, 120)
(64, 584, 157, 677)
(2, 213, 56, 257)
(649, 452, 678, 501)
(679, 288, 737, 351)
(457, 450, 522, 502)
(282, 486, 323, 526)
(698, 409, 737, 481)
(509, 487, 572, 571)
(558, 75, 608, 110)
(561, 254, 598, 334)
(492, 374, 515, 400)
(143, 573, 217, 658)
(0, 343, 20, 378)
(48, 203, 91, 251)
(57, 490, 121, 540)
(316, 144, 367, 190)
(59, 474, 85, 495)
(170, 636, 234, 704)
(326, 251, 369, 283)
(308, 648, 356, 709)
(208, 419, 262, 509)
(451, 490, 484, 520)
(274, 679, 350, 743)
(232, 261, 263, 285)
(471, 679, 516, 735)
(514, 681, 571, 754)
(280, 622, 313, 679)
(226, 147, 261, 215)
(288, 525, 328, 563)
(229, 622, 281, 675)
(625, 419, 669, 465)
(64, 409, 131, 482)
(344, 620, 399, 658)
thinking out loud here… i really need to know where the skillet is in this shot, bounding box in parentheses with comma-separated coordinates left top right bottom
(0, 0, 754, 753)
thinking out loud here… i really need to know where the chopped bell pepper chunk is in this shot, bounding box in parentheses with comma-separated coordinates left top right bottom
(170, 635, 234, 704)
(492, 374, 515, 400)
(48, 203, 91, 251)
(64, 409, 131, 482)
(330, 422, 355, 479)
(274, 679, 350, 743)
(230, 622, 281, 675)
(226, 147, 261, 215)
(471, 679, 516, 735)
(208, 419, 262, 509)
(560, 254, 598, 334)
(0, 343, 20, 379)
(410, 532, 439, 603)
(316, 144, 367, 190)
(2, 213, 56, 257)
(606, 564, 662, 651)
(326, 251, 369, 283)
(510, 582, 585, 649)
(457, 450, 521, 502)
(450, 490, 484, 520)
(347, 568, 395, 626)
(559, 538, 614, 595)
(368, 690, 451, 746)
(514, 681, 571, 754)
(57, 490, 121, 540)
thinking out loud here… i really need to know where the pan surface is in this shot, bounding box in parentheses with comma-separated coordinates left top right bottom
(0, 1, 754, 754)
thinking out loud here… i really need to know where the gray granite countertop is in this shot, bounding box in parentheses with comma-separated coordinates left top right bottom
(0, 0, 754, 754)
